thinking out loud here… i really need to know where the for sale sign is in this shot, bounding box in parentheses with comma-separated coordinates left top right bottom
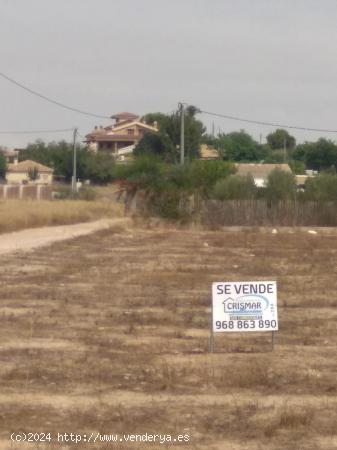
(212, 281, 278, 332)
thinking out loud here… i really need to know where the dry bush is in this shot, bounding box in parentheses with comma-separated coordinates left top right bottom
(198, 401, 261, 439)
(278, 405, 314, 429)
(0, 199, 122, 233)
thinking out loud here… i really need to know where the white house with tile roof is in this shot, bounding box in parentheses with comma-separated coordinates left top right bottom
(6, 160, 53, 185)
(85, 112, 158, 160)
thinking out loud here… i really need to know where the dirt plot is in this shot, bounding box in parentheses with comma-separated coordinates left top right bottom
(0, 224, 336, 449)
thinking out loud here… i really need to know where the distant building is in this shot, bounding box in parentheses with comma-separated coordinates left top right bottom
(0, 148, 20, 164)
(295, 171, 317, 189)
(235, 163, 292, 187)
(199, 144, 220, 160)
(85, 112, 158, 160)
(6, 160, 53, 185)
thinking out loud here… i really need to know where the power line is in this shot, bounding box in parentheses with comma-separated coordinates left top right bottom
(0, 128, 74, 135)
(76, 131, 86, 139)
(2, 69, 336, 134)
(0, 71, 110, 120)
(199, 109, 337, 134)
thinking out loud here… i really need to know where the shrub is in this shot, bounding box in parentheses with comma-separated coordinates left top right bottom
(265, 168, 296, 202)
(53, 185, 96, 201)
(78, 186, 97, 201)
(53, 185, 72, 199)
(289, 159, 306, 175)
(147, 186, 190, 221)
(21, 140, 116, 184)
(134, 132, 176, 163)
(114, 156, 235, 220)
(113, 156, 162, 191)
(304, 173, 337, 202)
(188, 160, 235, 196)
(212, 175, 256, 200)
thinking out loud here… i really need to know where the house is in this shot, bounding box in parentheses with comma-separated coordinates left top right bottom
(85, 112, 158, 160)
(6, 160, 53, 185)
(295, 170, 317, 189)
(199, 144, 220, 160)
(0, 148, 20, 164)
(235, 163, 292, 187)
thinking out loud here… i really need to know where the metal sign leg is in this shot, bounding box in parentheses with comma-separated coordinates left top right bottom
(209, 295, 214, 353)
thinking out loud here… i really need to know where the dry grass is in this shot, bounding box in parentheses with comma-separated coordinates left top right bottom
(0, 226, 336, 449)
(0, 199, 123, 233)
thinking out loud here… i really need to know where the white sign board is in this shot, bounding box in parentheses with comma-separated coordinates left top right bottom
(212, 281, 278, 332)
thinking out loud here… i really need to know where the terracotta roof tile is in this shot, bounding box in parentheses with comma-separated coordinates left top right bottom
(111, 112, 139, 120)
(7, 160, 53, 173)
(235, 163, 292, 178)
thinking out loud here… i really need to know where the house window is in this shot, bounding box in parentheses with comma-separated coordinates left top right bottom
(127, 129, 135, 136)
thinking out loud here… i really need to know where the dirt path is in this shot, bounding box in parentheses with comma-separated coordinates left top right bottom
(0, 217, 130, 255)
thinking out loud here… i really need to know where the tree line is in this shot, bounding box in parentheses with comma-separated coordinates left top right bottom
(134, 110, 337, 174)
(1, 107, 337, 184)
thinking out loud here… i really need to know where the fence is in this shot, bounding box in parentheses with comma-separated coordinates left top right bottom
(0, 185, 53, 200)
(202, 200, 337, 227)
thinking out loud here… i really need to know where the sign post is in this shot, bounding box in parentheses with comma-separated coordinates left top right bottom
(271, 330, 275, 351)
(209, 295, 214, 353)
(211, 281, 278, 352)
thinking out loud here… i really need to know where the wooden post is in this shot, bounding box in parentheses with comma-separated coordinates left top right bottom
(37, 185, 42, 201)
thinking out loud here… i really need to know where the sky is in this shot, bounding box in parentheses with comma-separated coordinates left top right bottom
(1, 0, 337, 148)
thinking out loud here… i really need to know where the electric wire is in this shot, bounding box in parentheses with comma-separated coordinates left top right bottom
(0, 128, 74, 135)
(199, 109, 337, 133)
(0, 72, 110, 120)
(1, 69, 337, 134)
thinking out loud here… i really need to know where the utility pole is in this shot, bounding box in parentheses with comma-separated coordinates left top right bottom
(72, 127, 78, 195)
(179, 103, 185, 165)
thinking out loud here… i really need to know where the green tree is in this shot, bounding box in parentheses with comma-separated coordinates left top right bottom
(142, 112, 171, 131)
(22, 140, 73, 179)
(212, 175, 256, 200)
(305, 138, 337, 171)
(113, 155, 162, 190)
(292, 139, 337, 171)
(144, 106, 206, 160)
(265, 168, 296, 202)
(304, 173, 337, 202)
(216, 130, 267, 161)
(80, 151, 115, 183)
(134, 132, 176, 162)
(20, 140, 115, 183)
(263, 148, 286, 163)
(291, 142, 310, 162)
(188, 160, 235, 195)
(288, 159, 305, 174)
(266, 129, 296, 150)
(200, 133, 219, 147)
